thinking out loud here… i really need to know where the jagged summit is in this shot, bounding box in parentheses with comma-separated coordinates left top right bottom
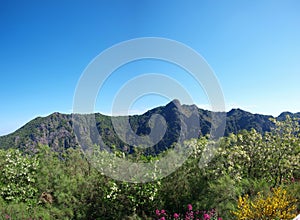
(165, 99, 181, 108)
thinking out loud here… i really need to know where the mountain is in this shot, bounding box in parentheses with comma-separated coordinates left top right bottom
(225, 108, 275, 134)
(277, 111, 300, 121)
(0, 100, 299, 153)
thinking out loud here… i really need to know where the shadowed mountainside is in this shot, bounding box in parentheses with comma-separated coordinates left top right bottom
(0, 100, 298, 153)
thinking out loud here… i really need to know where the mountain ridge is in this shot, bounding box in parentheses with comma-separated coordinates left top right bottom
(0, 100, 299, 153)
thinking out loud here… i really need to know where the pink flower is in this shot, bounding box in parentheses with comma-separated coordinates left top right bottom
(218, 218, 222, 220)
(160, 217, 166, 220)
(161, 209, 166, 214)
(174, 213, 180, 219)
(187, 204, 193, 211)
(203, 213, 210, 220)
(156, 209, 160, 216)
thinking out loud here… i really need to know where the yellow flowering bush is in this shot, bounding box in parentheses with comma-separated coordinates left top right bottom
(232, 187, 297, 219)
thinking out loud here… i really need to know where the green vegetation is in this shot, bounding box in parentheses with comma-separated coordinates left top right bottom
(0, 116, 299, 219)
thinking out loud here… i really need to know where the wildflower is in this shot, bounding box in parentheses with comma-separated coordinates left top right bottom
(203, 213, 210, 220)
(161, 209, 166, 214)
(156, 209, 160, 216)
(187, 204, 193, 211)
(174, 213, 180, 219)
(232, 187, 297, 219)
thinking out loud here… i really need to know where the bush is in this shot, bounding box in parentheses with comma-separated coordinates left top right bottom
(232, 187, 298, 219)
(155, 204, 222, 220)
(0, 149, 39, 204)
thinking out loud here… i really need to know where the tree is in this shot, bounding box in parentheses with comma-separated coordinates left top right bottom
(0, 149, 39, 204)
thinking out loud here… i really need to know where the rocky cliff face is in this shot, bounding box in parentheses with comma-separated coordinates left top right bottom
(0, 113, 77, 151)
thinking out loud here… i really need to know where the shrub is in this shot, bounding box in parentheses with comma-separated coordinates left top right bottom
(232, 187, 298, 219)
(155, 204, 222, 220)
(0, 149, 39, 204)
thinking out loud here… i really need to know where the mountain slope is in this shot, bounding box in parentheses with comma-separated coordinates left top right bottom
(0, 100, 299, 152)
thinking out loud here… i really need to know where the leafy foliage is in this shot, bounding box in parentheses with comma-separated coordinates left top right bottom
(204, 116, 300, 186)
(0, 149, 39, 204)
(0, 116, 299, 219)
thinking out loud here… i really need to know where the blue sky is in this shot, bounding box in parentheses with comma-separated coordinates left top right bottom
(1, 0, 300, 135)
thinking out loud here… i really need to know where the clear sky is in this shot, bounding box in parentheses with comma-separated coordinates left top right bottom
(1, 0, 300, 136)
